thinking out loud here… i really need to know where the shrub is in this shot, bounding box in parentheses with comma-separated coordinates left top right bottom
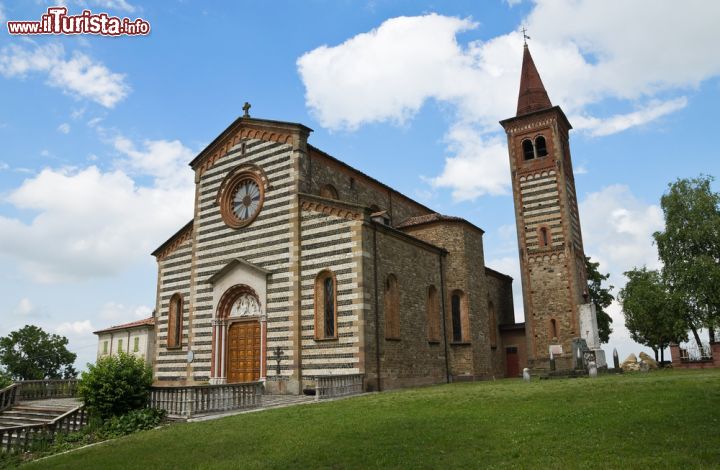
(78, 352, 153, 420)
(99, 408, 166, 438)
(0, 369, 12, 389)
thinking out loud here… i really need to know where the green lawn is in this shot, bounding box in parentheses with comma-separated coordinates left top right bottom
(29, 370, 720, 469)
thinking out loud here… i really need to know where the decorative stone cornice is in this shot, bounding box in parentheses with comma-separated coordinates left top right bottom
(298, 193, 366, 221)
(152, 220, 193, 261)
(191, 118, 312, 181)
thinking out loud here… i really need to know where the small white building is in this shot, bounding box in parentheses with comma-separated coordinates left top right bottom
(94, 317, 155, 366)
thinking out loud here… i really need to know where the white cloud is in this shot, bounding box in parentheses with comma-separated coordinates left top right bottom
(0, 43, 130, 108)
(580, 185, 664, 288)
(573, 98, 688, 137)
(429, 127, 510, 199)
(0, 137, 194, 283)
(114, 136, 194, 189)
(298, 14, 478, 131)
(99, 301, 152, 323)
(15, 298, 34, 315)
(55, 320, 94, 335)
(297, 3, 720, 200)
(0, 161, 8, 171)
(57, 122, 71, 134)
(504, 0, 523, 6)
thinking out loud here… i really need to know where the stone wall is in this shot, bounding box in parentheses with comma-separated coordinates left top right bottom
(485, 268, 516, 378)
(400, 222, 493, 381)
(361, 223, 447, 391)
(306, 148, 430, 226)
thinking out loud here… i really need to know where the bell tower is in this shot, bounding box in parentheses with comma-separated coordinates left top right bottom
(500, 44, 588, 370)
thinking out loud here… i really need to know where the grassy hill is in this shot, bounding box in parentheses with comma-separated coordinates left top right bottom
(29, 369, 720, 469)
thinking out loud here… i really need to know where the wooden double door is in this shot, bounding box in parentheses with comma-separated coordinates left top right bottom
(227, 320, 261, 383)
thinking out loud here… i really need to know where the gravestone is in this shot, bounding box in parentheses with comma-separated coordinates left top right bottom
(613, 348, 620, 369)
(588, 361, 598, 378)
(523, 368, 530, 381)
(579, 303, 607, 368)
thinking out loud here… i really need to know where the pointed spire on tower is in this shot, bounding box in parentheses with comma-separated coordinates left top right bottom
(516, 44, 552, 116)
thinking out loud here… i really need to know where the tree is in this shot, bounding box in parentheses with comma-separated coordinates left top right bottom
(0, 368, 11, 389)
(78, 352, 153, 420)
(0, 325, 77, 381)
(618, 267, 687, 362)
(585, 256, 614, 343)
(653, 175, 720, 344)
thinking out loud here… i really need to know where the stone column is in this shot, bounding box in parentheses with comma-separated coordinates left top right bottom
(218, 319, 228, 384)
(209, 319, 223, 385)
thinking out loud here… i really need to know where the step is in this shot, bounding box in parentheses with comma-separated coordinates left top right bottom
(11, 405, 74, 413)
(0, 415, 53, 424)
(0, 408, 67, 417)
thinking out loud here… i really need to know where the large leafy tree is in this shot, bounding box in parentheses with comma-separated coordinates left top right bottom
(0, 325, 77, 380)
(585, 256, 614, 343)
(654, 175, 720, 344)
(619, 267, 687, 362)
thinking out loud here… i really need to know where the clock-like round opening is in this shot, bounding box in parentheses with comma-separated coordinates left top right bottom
(219, 171, 265, 229)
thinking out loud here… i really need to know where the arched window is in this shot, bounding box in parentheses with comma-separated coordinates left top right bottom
(167, 293, 183, 348)
(550, 318, 558, 340)
(451, 290, 468, 343)
(522, 139, 535, 160)
(384, 274, 400, 339)
(488, 301, 498, 348)
(535, 136, 548, 157)
(426, 285, 441, 342)
(538, 226, 550, 248)
(320, 184, 339, 200)
(314, 270, 337, 339)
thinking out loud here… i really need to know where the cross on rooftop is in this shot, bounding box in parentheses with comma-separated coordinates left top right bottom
(242, 101, 251, 118)
(521, 26, 530, 45)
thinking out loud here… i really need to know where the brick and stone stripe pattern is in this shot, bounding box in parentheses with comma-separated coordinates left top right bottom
(299, 209, 362, 378)
(565, 176, 582, 251)
(519, 170, 564, 251)
(151, 138, 295, 383)
(155, 238, 193, 382)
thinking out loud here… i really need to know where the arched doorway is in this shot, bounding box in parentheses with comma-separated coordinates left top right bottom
(210, 284, 264, 384)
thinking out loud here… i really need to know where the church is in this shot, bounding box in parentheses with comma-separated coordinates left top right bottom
(147, 44, 598, 395)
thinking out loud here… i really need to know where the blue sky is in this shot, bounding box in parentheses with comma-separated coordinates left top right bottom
(0, 0, 718, 369)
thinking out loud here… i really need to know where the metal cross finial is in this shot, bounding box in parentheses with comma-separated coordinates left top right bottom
(521, 26, 530, 45)
(242, 101, 251, 118)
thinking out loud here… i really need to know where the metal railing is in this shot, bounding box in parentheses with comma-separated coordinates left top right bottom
(679, 344, 713, 362)
(315, 374, 364, 400)
(0, 405, 87, 454)
(149, 382, 263, 418)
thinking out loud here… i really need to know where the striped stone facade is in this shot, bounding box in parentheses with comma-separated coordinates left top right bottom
(151, 115, 519, 393)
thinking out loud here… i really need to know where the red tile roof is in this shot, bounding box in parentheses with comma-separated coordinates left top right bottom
(93, 317, 155, 335)
(396, 213, 484, 233)
(516, 44, 552, 116)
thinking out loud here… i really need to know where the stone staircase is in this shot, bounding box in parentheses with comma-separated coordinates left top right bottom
(0, 399, 81, 429)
